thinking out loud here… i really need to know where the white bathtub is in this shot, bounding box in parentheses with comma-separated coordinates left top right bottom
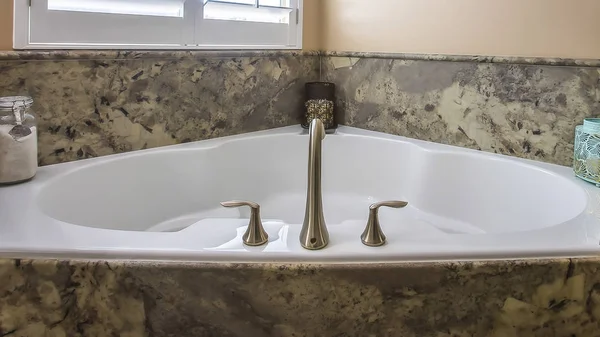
(1, 125, 599, 262)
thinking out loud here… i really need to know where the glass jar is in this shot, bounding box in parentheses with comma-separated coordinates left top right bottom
(0, 96, 37, 185)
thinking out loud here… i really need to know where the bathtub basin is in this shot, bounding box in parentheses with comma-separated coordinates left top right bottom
(1, 125, 600, 262)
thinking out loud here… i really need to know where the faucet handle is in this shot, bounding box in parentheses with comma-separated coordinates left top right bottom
(361, 200, 408, 247)
(221, 200, 269, 246)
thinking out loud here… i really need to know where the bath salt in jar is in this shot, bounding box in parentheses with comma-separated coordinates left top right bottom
(0, 96, 37, 185)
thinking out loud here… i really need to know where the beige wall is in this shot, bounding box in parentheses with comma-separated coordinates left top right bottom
(0, 1, 12, 50)
(0, 1, 321, 51)
(322, 0, 600, 59)
(3, 1, 599, 59)
(302, 0, 322, 50)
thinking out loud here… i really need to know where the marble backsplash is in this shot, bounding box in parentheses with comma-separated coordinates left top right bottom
(0, 51, 598, 166)
(0, 52, 319, 165)
(323, 56, 600, 166)
(3, 257, 600, 337)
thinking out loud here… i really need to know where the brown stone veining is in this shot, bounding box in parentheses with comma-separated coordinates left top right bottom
(323, 56, 600, 166)
(322, 51, 600, 68)
(0, 54, 319, 165)
(2, 258, 600, 336)
(1, 51, 599, 166)
(0, 50, 319, 61)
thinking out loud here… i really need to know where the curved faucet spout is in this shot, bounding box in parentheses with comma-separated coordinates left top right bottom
(300, 118, 329, 250)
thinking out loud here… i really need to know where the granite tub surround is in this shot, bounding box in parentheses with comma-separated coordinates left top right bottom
(0, 50, 320, 61)
(322, 51, 600, 68)
(2, 258, 600, 337)
(0, 50, 598, 167)
(0, 53, 319, 165)
(323, 56, 600, 166)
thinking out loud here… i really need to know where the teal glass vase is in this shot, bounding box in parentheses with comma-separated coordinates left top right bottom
(573, 119, 600, 186)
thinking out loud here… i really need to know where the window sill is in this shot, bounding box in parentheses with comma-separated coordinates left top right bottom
(0, 49, 318, 61)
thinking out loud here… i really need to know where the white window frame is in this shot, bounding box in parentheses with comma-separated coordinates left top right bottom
(13, 0, 303, 50)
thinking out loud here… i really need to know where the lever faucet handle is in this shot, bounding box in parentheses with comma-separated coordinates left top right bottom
(361, 200, 408, 247)
(221, 200, 269, 246)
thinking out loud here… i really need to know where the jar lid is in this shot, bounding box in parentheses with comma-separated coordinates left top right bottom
(305, 82, 335, 100)
(583, 118, 600, 135)
(0, 96, 33, 110)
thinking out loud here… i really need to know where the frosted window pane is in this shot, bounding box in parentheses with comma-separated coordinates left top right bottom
(48, 0, 185, 18)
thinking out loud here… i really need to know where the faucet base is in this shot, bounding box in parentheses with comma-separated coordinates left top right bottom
(300, 219, 329, 250)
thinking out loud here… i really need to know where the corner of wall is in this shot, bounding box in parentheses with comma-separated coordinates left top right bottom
(302, 0, 323, 51)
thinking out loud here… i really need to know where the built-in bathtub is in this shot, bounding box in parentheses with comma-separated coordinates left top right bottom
(1, 126, 599, 262)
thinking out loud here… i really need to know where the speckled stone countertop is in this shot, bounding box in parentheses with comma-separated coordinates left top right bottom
(0, 50, 319, 60)
(322, 51, 600, 67)
(2, 257, 600, 336)
(2, 50, 598, 66)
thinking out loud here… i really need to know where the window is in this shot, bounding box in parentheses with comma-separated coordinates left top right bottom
(13, 0, 302, 49)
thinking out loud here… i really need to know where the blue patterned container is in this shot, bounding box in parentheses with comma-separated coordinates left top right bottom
(574, 119, 600, 186)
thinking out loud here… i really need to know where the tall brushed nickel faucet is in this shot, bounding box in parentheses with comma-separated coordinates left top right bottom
(300, 118, 329, 250)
